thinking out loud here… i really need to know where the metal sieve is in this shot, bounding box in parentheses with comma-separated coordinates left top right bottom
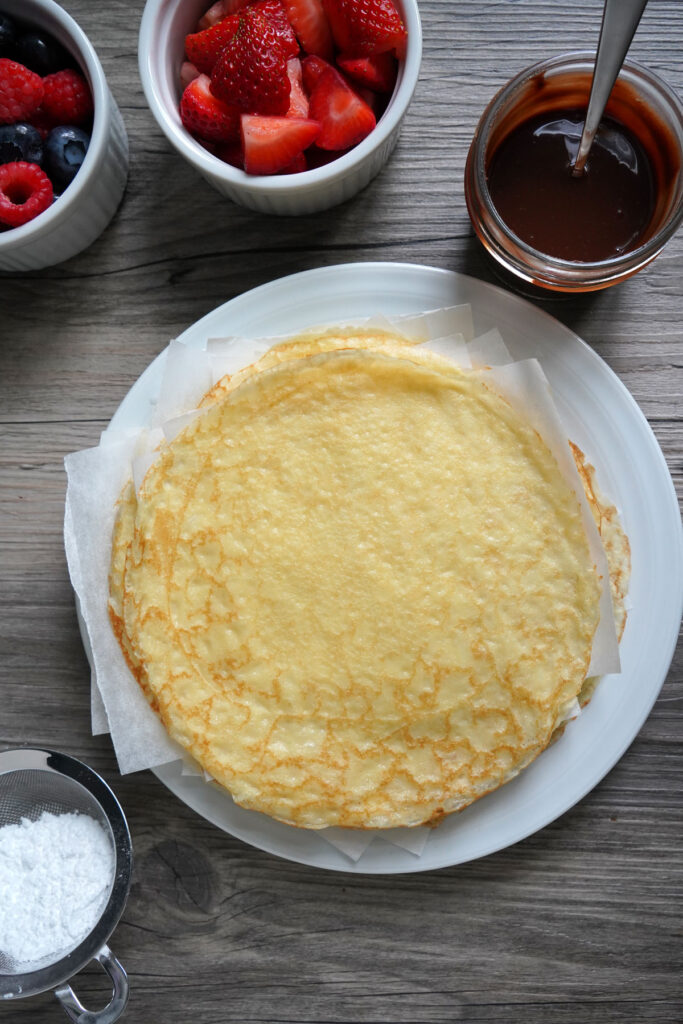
(0, 748, 132, 1023)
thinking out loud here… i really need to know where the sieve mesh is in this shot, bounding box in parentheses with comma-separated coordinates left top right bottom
(0, 767, 116, 977)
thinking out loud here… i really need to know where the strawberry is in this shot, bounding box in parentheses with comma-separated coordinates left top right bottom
(301, 53, 333, 94)
(305, 142, 352, 167)
(286, 58, 308, 118)
(279, 151, 308, 173)
(180, 74, 240, 141)
(180, 61, 200, 88)
(303, 56, 379, 111)
(241, 113, 319, 173)
(282, 0, 333, 60)
(0, 161, 52, 226)
(41, 69, 93, 127)
(337, 51, 397, 92)
(216, 138, 244, 167)
(308, 65, 375, 150)
(252, 0, 300, 58)
(0, 59, 44, 124)
(198, 1, 226, 29)
(187, 1, 297, 74)
(198, 0, 250, 30)
(321, 0, 407, 59)
(211, 11, 291, 115)
(351, 81, 381, 114)
(186, 15, 240, 74)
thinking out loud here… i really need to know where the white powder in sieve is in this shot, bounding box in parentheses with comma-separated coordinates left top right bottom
(0, 810, 114, 966)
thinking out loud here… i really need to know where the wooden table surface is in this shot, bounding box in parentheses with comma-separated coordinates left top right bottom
(1, 1, 682, 1021)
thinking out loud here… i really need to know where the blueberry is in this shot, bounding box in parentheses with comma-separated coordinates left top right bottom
(15, 31, 69, 75)
(0, 14, 17, 57)
(44, 126, 90, 192)
(0, 123, 43, 166)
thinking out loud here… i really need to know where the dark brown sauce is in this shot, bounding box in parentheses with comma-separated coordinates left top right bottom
(487, 108, 656, 262)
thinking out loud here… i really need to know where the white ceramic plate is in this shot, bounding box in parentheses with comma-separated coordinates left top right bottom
(108, 262, 682, 874)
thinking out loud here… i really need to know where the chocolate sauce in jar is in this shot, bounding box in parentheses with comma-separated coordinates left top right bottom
(486, 108, 656, 262)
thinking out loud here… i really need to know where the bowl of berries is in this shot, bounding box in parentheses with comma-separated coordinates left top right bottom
(139, 0, 421, 215)
(0, 0, 128, 271)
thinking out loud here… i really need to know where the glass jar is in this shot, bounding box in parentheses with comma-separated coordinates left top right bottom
(464, 52, 683, 293)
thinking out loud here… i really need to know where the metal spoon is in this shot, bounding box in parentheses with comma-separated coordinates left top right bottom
(572, 0, 649, 176)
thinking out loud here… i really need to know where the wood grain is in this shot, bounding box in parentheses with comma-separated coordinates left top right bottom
(0, 1, 681, 1022)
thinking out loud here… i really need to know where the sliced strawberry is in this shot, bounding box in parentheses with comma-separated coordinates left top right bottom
(321, 0, 407, 59)
(198, 0, 250, 30)
(198, 1, 225, 29)
(216, 139, 244, 167)
(241, 113, 319, 173)
(189, 1, 297, 74)
(180, 61, 201, 88)
(279, 151, 308, 173)
(286, 58, 308, 118)
(185, 15, 240, 74)
(303, 56, 378, 110)
(180, 74, 241, 142)
(211, 10, 291, 115)
(351, 81, 382, 114)
(301, 54, 334, 94)
(321, 0, 354, 53)
(282, 0, 333, 60)
(305, 143, 352, 167)
(337, 51, 397, 92)
(308, 66, 375, 150)
(252, 0, 300, 58)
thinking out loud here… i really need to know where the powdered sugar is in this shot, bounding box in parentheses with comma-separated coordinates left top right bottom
(0, 811, 114, 967)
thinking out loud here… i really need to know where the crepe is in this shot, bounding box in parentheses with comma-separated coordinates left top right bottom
(199, 325, 443, 411)
(109, 330, 617, 830)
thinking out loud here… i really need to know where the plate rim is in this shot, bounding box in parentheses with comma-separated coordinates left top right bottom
(103, 261, 682, 874)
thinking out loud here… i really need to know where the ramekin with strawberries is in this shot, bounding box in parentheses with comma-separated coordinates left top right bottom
(139, 0, 421, 214)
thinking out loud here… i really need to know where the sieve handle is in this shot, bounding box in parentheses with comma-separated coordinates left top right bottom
(54, 945, 129, 1024)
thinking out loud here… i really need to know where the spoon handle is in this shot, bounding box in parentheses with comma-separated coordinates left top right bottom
(572, 0, 649, 175)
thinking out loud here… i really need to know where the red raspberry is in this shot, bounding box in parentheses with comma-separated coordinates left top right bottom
(41, 69, 93, 127)
(0, 58, 44, 124)
(0, 161, 53, 227)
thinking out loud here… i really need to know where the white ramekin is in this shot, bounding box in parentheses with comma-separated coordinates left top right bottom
(139, 0, 421, 215)
(0, 0, 129, 272)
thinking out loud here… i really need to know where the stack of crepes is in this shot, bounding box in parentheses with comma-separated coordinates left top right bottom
(96, 311, 630, 835)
